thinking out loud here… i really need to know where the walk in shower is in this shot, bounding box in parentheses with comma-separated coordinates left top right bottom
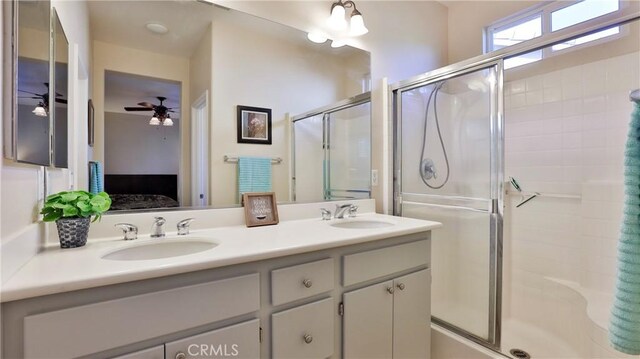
(393, 10, 639, 359)
(292, 93, 371, 202)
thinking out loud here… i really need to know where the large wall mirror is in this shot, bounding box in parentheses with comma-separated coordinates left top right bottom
(5, 1, 69, 168)
(86, 1, 372, 212)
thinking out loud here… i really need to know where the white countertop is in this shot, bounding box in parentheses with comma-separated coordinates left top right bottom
(0, 213, 441, 302)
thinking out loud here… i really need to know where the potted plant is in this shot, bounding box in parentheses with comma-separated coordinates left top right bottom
(40, 191, 112, 248)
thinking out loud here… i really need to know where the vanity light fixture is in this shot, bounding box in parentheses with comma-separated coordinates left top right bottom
(327, 1, 368, 36)
(307, 32, 328, 44)
(331, 39, 347, 48)
(32, 102, 48, 117)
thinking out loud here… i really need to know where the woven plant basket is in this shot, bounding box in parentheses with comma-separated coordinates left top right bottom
(56, 217, 91, 248)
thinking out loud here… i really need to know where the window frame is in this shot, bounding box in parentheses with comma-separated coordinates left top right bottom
(485, 0, 626, 66)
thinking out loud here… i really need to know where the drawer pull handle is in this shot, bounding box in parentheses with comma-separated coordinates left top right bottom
(175, 352, 187, 359)
(303, 333, 313, 344)
(386, 287, 394, 294)
(397, 283, 405, 290)
(302, 279, 313, 288)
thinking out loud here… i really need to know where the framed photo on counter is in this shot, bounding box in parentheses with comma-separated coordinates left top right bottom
(242, 192, 279, 227)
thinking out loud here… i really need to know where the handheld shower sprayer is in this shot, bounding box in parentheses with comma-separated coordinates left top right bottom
(419, 81, 450, 189)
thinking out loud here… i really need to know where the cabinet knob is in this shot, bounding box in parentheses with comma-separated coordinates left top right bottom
(302, 279, 313, 288)
(386, 287, 394, 294)
(303, 333, 313, 344)
(397, 283, 405, 291)
(175, 352, 186, 359)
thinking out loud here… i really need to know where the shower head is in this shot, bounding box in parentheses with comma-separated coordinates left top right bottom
(631, 89, 640, 102)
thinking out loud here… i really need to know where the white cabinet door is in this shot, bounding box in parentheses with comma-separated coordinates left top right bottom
(272, 298, 334, 358)
(343, 280, 394, 358)
(165, 319, 260, 359)
(112, 345, 165, 359)
(393, 269, 431, 359)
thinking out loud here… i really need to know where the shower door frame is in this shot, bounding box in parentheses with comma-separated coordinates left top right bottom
(391, 61, 505, 350)
(390, 9, 640, 355)
(291, 92, 371, 202)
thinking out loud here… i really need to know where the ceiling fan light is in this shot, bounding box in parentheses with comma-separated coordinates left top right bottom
(327, 3, 347, 30)
(349, 11, 368, 36)
(32, 103, 47, 117)
(149, 116, 161, 125)
(163, 117, 174, 126)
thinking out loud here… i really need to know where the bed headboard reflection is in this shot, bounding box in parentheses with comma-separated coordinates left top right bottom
(104, 174, 178, 201)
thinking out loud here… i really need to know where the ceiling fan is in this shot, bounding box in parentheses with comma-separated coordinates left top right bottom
(124, 96, 177, 126)
(18, 82, 67, 117)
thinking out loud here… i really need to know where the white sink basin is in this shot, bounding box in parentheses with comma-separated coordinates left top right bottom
(330, 220, 395, 229)
(102, 238, 218, 261)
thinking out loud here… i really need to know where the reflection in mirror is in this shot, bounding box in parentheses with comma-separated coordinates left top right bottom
(15, 0, 50, 166)
(52, 8, 69, 168)
(86, 1, 370, 212)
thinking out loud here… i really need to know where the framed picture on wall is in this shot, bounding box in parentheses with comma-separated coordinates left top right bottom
(88, 99, 95, 147)
(242, 192, 279, 227)
(237, 105, 272, 145)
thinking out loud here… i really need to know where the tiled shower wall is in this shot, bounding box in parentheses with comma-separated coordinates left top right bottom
(504, 51, 640, 300)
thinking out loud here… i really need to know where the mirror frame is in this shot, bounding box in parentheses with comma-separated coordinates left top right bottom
(51, 7, 69, 168)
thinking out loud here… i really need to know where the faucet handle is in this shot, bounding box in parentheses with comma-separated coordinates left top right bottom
(348, 205, 359, 218)
(114, 223, 138, 240)
(153, 216, 166, 225)
(177, 218, 195, 235)
(320, 208, 332, 221)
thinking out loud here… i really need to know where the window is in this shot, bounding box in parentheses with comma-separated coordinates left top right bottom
(486, 0, 622, 69)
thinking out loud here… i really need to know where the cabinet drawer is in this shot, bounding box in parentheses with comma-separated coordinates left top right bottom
(272, 298, 334, 358)
(343, 240, 429, 286)
(24, 273, 260, 358)
(271, 258, 334, 306)
(166, 319, 260, 359)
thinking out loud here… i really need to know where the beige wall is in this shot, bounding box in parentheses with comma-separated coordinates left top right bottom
(92, 41, 191, 205)
(1, 0, 90, 282)
(446, 0, 540, 64)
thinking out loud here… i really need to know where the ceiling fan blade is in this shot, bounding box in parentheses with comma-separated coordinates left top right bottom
(18, 89, 43, 96)
(55, 92, 63, 98)
(137, 102, 156, 108)
(124, 107, 153, 111)
(18, 96, 41, 99)
(55, 98, 68, 104)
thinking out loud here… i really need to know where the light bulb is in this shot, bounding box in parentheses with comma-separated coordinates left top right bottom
(163, 117, 174, 126)
(32, 104, 47, 117)
(307, 32, 328, 44)
(349, 12, 368, 36)
(149, 116, 160, 125)
(327, 3, 347, 30)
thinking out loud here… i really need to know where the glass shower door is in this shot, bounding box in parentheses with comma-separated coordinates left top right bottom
(395, 65, 502, 347)
(326, 102, 371, 200)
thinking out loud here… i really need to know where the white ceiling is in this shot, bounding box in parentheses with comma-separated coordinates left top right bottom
(88, 0, 214, 57)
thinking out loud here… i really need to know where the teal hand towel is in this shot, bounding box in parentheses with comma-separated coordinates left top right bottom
(238, 157, 272, 198)
(89, 162, 104, 194)
(610, 102, 640, 355)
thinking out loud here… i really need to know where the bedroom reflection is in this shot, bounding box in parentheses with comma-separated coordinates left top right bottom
(103, 71, 182, 211)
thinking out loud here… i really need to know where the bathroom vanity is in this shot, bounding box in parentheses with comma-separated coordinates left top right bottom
(1, 204, 439, 359)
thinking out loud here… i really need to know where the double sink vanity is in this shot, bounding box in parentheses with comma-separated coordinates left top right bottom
(1, 200, 440, 358)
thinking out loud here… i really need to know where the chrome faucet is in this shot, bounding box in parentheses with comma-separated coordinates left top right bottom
(151, 217, 166, 238)
(348, 205, 359, 218)
(334, 204, 355, 219)
(177, 218, 195, 235)
(114, 223, 138, 240)
(320, 208, 332, 221)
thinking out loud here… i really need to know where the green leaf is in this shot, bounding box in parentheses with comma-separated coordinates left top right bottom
(43, 209, 62, 222)
(63, 206, 79, 217)
(52, 203, 71, 210)
(61, 192, 80, 203)
(76, 200, 91, 212)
